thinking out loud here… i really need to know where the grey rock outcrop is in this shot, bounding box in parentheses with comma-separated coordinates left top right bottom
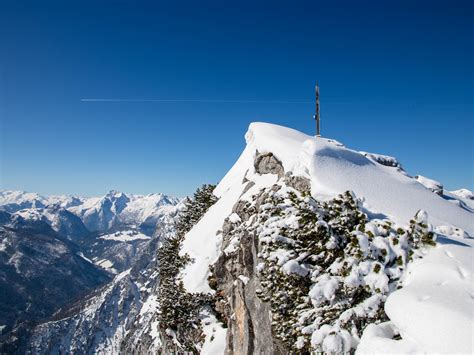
(214, 202, 286, 355)
(254, 152, 285, 178)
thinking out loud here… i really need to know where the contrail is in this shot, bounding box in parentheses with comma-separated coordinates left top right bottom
(80, 98, 312, 103)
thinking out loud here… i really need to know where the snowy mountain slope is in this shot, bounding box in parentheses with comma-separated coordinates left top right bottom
(0, 191, 49, 212)
(67, 190, 180, 234)
(247, 123, 472, 234)
(79, 229, 155, 275)
(0, 223, 110, 352)
(179, 122, 473, 353)
(444, 188, 474, 212)
(0, 190, 182, 353)
(11, 206, 90, 240)
(75, 201, 182, 275)
(1, 205, 178, 278)
(0, 190, 182, 274)
(26, 220, 178, 354)
(451, 188, 474, 201)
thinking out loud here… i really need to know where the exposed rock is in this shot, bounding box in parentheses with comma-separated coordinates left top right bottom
(214, 228, 286, 355)
(242, 170, 250, 184)
(361, 152, 402, 169)
(241, 181, 255, 195)
(232, 200, 254, 222)
(211, 187, 288, 355)
(254, 152, 284, 178)
(284, 172, 311, 194)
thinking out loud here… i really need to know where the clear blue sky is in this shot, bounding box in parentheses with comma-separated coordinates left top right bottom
(1, 0, 472, 197)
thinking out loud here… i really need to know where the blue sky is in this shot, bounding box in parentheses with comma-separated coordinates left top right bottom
(1, 0, 472, 197)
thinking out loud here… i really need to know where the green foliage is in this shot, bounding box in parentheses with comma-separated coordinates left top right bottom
(408, 210, 437, 248)
(157, 184, 218, 351)
(228, 184, 437, 353)
(175, 184, 218, 237)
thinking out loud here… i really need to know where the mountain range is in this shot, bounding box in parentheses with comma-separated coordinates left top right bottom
(0, 190, 182, 352)
(1, 122, 473, 354)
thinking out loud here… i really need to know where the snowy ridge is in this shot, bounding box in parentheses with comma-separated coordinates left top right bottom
(244, 123, 472, 234)
(0, 190, 83, 211)
(68, 190, 180, 232)
(0, 189, 181, 235)
(180, 122, 473, 353)
(451, 188, 474, 200)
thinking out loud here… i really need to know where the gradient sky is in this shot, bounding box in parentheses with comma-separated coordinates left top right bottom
(1, 0, 473, 197)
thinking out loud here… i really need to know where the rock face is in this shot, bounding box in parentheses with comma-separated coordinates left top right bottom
(284, 172, 311, 194)
(254, 152, 285, 178)
(214, 228, 286, 355)
(212, 163, 311, 354)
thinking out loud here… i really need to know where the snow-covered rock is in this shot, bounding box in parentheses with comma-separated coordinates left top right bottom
(451, 188, 474, 200)
(181, 122, 473, 295)
(415, 174, 443, 195)
(179, 122, 473, 353)
(360, 151, 402, 169)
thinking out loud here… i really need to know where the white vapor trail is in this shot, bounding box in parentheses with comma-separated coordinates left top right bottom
(80, 98, 311, 103)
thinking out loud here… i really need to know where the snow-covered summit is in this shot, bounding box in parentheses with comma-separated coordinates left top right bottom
(218, 122, 473, 235)
(181, 122, 473, 354)
(185, 122, 473, 296)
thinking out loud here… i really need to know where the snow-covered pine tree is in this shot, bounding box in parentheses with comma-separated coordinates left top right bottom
(157, 184, 218, 351)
